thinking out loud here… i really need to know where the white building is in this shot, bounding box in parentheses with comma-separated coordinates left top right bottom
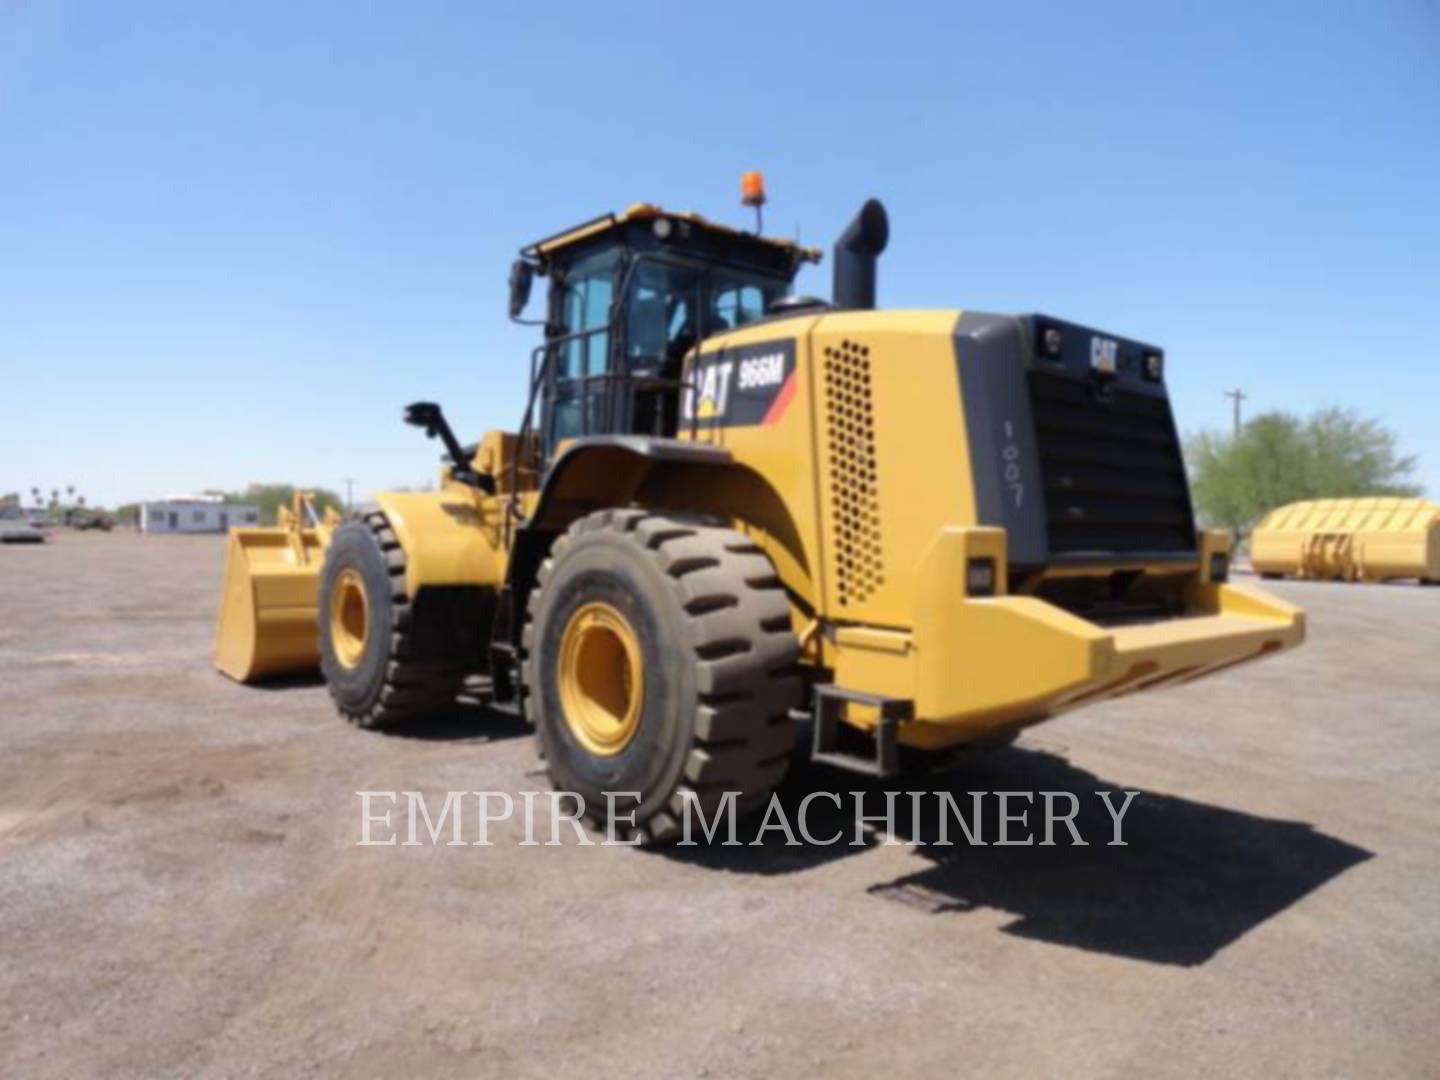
(140, 496, 260, 534)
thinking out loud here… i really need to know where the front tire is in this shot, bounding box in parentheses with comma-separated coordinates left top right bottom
(318, 512, 473, 728)
(522, 510, 801, 844)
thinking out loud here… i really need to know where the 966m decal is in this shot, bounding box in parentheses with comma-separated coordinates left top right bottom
(682, 339, 797, 428)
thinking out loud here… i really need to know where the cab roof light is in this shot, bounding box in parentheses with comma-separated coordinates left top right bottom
(741, 171, 766, 207)
(741, 171, 766, 234)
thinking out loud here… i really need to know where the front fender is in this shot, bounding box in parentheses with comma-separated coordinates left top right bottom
(373, 488, 505, 598)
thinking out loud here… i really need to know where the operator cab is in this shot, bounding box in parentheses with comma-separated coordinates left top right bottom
(510, 204, 820, 460)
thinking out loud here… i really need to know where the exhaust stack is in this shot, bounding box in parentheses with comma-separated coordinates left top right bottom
(832, 198, 889, 310)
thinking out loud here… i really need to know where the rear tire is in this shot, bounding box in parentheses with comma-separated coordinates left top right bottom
(319, 512, 474, 728)
(523, 510, 801, 844)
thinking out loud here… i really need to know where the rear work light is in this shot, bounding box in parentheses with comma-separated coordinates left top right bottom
(967, 557, 997, 596)
(1209, 551, 1230, 583)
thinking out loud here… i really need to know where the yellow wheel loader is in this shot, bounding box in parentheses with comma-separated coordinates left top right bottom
(216, 186, 1304, 842)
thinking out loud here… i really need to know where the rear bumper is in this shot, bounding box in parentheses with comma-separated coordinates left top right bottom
(1060, 588, 1304, 707)
(830, 527, 1304, 749)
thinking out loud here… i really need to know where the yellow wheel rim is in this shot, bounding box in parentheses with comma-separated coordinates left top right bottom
(330, 567, 370, 669)
(558, 601, 644, 757)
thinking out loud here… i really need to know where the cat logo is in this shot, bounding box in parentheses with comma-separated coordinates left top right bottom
(682, 340, 797, 429)
(1089, 336, 1119, 375)
(691, 360, 734, 421)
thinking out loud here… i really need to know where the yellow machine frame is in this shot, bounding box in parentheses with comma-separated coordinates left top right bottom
(216, 200, 1304, 758)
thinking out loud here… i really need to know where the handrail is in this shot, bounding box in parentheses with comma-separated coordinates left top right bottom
(505, 334, 698, 541)
(506, 324, 611, 532)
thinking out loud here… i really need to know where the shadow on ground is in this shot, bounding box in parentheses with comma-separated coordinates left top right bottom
(251, 676, 529, 744)
(378, 700, 531, 744)
(667, 744, 1372, 967)
(248, 673, 327, 691)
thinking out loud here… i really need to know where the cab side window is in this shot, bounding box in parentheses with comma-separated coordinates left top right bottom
(711, 277, 780, 332)
(546, 250, 619, 450)
(557, 251, 618, 379)
(625, 262, 700, 374)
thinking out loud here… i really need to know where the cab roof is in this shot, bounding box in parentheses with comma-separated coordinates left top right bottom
(521, 203, 823, 269)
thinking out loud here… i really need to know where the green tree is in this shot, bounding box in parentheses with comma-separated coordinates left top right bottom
(1187, 407, 1421, 537)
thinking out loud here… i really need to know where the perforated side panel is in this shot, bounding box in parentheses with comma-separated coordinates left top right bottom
(822, 339, 884, 607)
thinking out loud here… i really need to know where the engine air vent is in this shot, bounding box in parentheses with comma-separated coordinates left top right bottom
(823, 339, 884, 606)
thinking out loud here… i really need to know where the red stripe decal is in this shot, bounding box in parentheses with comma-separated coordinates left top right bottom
(761, 372, 798, 426)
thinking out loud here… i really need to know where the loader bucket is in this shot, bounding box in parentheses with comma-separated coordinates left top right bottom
(214, 494, 340, 683)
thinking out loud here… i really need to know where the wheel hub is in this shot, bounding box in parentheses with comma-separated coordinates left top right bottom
(558, 601, 644, 756)
(330, 567, 369, 669)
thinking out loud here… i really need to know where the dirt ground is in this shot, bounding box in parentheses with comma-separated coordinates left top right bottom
(2, 531, 1437, 1078)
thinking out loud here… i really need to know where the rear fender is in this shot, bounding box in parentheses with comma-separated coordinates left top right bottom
(502, 437, 740, 649)
(526, 436, 734, 532)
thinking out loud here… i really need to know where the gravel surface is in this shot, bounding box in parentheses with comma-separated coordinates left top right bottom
(2, 532, 1436, 1078)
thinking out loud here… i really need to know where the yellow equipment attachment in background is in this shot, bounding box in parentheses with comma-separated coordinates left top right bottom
(1251, 497, 1440, 583)
(214, 493, 343, 682)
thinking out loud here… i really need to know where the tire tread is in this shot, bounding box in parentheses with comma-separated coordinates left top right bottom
(327, 512, 474, 729)
(522, 510, 802, 844)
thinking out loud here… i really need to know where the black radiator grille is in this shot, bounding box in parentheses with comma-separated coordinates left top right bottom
(1027, 370, 1197, 557)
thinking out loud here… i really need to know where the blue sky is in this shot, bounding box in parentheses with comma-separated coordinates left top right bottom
(2, 1, 1436, 507)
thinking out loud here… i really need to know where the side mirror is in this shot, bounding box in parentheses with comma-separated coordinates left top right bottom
(508, 259, 534, 319)
(402, 401, 493, 493)
(403, 401, 443, 434)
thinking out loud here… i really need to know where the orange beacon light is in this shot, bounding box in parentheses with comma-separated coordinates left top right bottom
(741, 171, 766, 206)
(741, 171, 766, 232)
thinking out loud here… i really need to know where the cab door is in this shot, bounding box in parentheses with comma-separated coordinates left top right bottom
(542, 250, 618, 457)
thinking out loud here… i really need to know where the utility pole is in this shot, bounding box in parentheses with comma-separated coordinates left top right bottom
(1223, 389, 1247, 439)
(344, 478, 355, 513)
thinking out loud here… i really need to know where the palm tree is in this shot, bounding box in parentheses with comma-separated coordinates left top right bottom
(30, 487, 40, 507)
